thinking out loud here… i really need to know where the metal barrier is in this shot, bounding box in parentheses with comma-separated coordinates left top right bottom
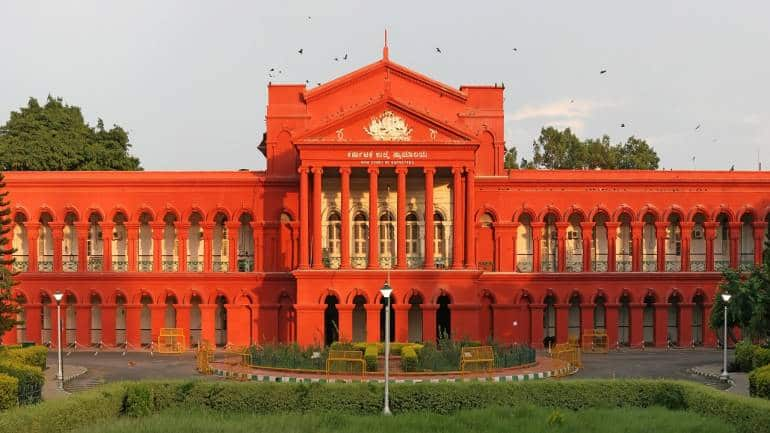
(157, 328, 186, 354)
(582, 329, 609, 353)
(551, 342, 582, 376)
(325, 350, 365, 377)
(196, 340, 214, 374)
(460, 345, 494, 372)
(222, 343, 251, 366)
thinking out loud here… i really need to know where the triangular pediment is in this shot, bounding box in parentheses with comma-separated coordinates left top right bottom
(295, 99, 473, 143)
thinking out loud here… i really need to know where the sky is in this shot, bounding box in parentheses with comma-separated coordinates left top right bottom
(1, 1, 769, 171)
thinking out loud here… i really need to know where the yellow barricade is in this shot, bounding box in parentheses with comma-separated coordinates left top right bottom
(551, 342, 582, 376)
(196, 340, 214, 374)
(325, 350, 365, 377)
(460, 345, 495, 373)
(157, 328, 185, 354)
(582, 329, 609, 353)
(222, 344, 251, 366)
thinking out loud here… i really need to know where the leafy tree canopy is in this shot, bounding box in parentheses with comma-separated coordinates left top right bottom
(0, 96, 141, 171)
(505, 126, 660, 170)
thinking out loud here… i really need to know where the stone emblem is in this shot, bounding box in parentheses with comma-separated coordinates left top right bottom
(364, 111, 412, 141)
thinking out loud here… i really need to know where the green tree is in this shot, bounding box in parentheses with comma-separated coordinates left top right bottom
(0, 96, 141, 171)
(0, 172, 21, 341)
(529, 127, 659, 170)
(503, 147, 519, 169)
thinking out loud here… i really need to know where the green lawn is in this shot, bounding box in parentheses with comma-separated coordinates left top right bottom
(72, 405, 734, 433)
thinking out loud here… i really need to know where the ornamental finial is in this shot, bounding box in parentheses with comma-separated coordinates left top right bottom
(383, 28, 389, 60)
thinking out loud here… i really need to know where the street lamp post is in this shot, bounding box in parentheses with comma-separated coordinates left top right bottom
(52, 291, 64, 390)
(380, 282, 393, 416)
(720, 292, 732, 381)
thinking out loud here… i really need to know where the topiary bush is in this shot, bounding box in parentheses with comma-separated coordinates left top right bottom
(749, 364, 770, 399)
(364, 345, 378, 372)
(752, 347, 770, 370)
(400, 345, 418, 372)
(5, 346, 48, 371)
(0, 373, 18, 411)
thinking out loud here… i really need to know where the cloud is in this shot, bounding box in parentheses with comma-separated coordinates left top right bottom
(505, 99, 618, 137)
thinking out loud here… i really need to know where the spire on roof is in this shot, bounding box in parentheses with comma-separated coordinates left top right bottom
(383, 28, 389, 60)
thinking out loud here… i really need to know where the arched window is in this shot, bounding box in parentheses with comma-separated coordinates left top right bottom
(565, 213, 583, 272)
(87, 213, 104, 271)
(516, 213, 533, 272)
(325, 212, 341, 269)
(379, 211, 395, 268)
(352, 212, 368, 269)
(12, 213, 29, 272)
(187, 212, 204, 272)
(237, 213, 254, 272)
(405, 213, 420, 268)
(616, 213, 633, 271)
(62, 212, 78, 272)
(111, 213, 128, 271)
(714, 213, 730, 271)
(542, 214, 558, 272)
(433, 212, 447, 268)
(642, 213, 657, 272)
(212, 213, 228, 272)
(592, 213, 609, 272)
(138, 212, 153, 272)
(38, 213, 54, 272)
(740, 213, 755, 266)
(162, 213, 178, 272)
(665, 214, 682, 272)
(690, 214, 707, 272)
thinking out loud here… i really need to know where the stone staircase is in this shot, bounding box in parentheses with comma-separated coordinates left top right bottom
(63, 372, 105, 393)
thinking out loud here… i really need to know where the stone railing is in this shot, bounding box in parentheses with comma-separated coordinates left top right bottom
(351, 256, 367, 269)
(433, 256, 448, 269)
(87, 256, 103, 271)
(642, 257, 657, 272)
(714, 258, 730, 271)
(616, 256, 632, 272)
(212, 258, 228, 272)
(407, 256, 424, 269)
(112, 258, 128, 272)
(565, 257, 582, 273)
(516, 255, 533, 273)
(11, 255, 28, 272)
(62, 255, 78, 272)
(592, 260, 608, 272)
(323, 256, 341, 269)
(541, 261, 556, 273)
(237, 257, 254, 272)
(161, 256, 178, 272)
(378, 256, 395, 269)
(38, 257, 53, 272)
(665, 258, 681, 272)
(138, 255, 153, 272)
(187, 260, 203, 272)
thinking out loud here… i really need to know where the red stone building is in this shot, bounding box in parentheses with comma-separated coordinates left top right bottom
(3, 45, 770, 350)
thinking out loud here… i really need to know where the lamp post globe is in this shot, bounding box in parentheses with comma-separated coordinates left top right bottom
(53, 291, 64, 389)
(720, 292, 731, 381)
(380, 282, 393, 416)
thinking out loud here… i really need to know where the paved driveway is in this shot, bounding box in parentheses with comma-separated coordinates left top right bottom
(49, 351, 202, 383)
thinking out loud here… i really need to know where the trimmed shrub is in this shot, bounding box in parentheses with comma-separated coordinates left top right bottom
(749, 364, 770, 399)
(401, 345, 418, 372)
(734, 341, 756, 372)
(0, 373, 18, 411)
(6, 346, 47, 371)
(0, 360, 43, 405)
(752, 347, 770, 370)
(364, 345, 378, 372)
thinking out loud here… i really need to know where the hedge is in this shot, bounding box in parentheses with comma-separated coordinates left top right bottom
(0, 374, 18, 411)
(753, 347, 770, 370)
(749, 364, 770, 399)
(0, 361, 43, 405)
(401, 345, 418, 372)
(733, 341, 770, 372)
(2, 380, 770, 433)
(363, 345, 378, 372)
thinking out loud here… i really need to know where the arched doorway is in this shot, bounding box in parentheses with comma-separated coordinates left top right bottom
(215, 295, 227, 347)
(408, 293, 423, 342)
(592, 213, 609, 272)
(352, 295, 367, 342)
(140, 294, 152, 346)
(65, 294, 76, 345)
(380, 294, 395, 342)
(41, 294, 51, 344)
(479, 292, 494, 342)
(516, 213, 534, 272)
(324, 295, 339, 346)
(667, 292, 681, 345)
(477, 213, 495, 271)
(618, 293, 631, 346)
(277, 293, 296, 343)
(165, 294, 178, 328)
(436, 294, 451, 340)
(642, 213, 657, 272)
(643, 293, 655, 346)
(543, 294, 556, 348)
(189, 294, 202, 345)
(565, 213, 583, 272)
(568, 293, 581, 340)
(692, 293, 705, 346)
(593, 295, 606, 332)
(90, 293, 102, 345)
(115, 294, 126, 345)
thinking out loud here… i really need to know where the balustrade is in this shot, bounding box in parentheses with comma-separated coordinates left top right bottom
(112, 257, 128, 272)
(406, 256, 424, 269)
(592, 254, 608, 272)
(516, 254, 533, 272)
(212, 258, 228, 272)
(87, 255, 103, 272)
(38, 256, 53, 272)
(161, 255, 178, 272)
(616, 257, 632, 272)
(351, 256, 367, 269)
(378, 256, 395, 269)
(714, 258, 730, 271)
(665, 259, 681, 272)
(138, 255, 153, 272)
(237, 256, 254, 272)
(187, 260, 203, 272)
(642, 256, 657, 272)
(323, 256, 341, 269)
(62, 255, 78, 272)
(12, 254, 28, 272)
(565, 257, 582, 273)
(690, 254, 706, 272)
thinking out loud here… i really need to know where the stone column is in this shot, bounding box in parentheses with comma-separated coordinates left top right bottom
(51, 222, 64, 272)
(150, 304, 166, 343)
(755, 222, 768, 265)
(102, 222, 114, 271)
(367, 167, 379, 269)
(705, 222, 717, 272)
(312, 166, 324, 269)
(295, 305, 325, 346)
(340, 167, 351, 269)
(126, 223, 139, 272)
(177, 222, 189, 272)
(556, 222, 568, 272)
(203, 223, 213, 272)
(152, 223, 164, 273)
(175, 304, 191, 346)
(364, 304, 381, 342)
(27, 223, 39, 272)
(555, 303, 569, 343)
(465, 167, 476, 269)
(495, 223, 514, 272)
(529, 304, 545, 348)
(491, 304, 515, 344)
(75, 303, 91, 345)
(421, 304, 438, 343)
(100, 303, 116, 346)
(606, 222, 618, 272)
(336, 304, 354, 342)
(199, 304, 217, 345)
(681, 222, 693, 271)
(423, 167, 435, 269)
(581, 222, 594, 272)
(631, 222, 643, 272)
(655, 222, 667, 271)
(298, 166, 310, 269)
(77, 223, 88, 272)
(451, 167, 464, 269)
(125, 304, 142, 347)
(25, 304, 42, 344)
(396, 166, 408, 269)
(532, 222, 544, 272)
(580, 303, 593, 336)
(393, 304, 410, 342)
(226, 222, 239, 272)
(679, 302, 693, 346)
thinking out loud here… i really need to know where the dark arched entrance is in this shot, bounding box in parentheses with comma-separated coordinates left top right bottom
(436, 294, 451, 340)
(324, 295, 339, 346)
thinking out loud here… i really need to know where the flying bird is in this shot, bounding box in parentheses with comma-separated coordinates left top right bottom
(620, 123, 625, 128)
(600, 69, 607, 74)
(334, 57, 339, 61)
(570, 99, 574, 103)
(512, 48, 518, 52)
(695, 124, 701, 131)
(298, 48, 303, 54)
(730, 165, 735, 171)
(436, 47, 442, 53)
(343, 53, 348, 60)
